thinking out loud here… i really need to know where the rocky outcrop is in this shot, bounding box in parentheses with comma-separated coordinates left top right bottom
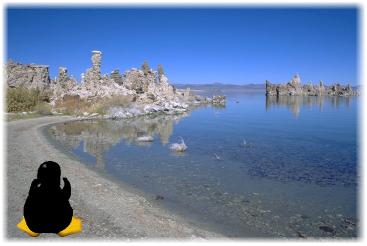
(121, 68, 155, 94)
(51, 67, 77, 98)
(110, 69, 123, 85)
(6, 50, 216, 117)
(6, 61, 51, 90)
(51, 50, 207, 117)
(327, 83, 358, 96)
(266, 74, 358, 96)
(211, 95, 226, 105)
(83, 50, 103, 89)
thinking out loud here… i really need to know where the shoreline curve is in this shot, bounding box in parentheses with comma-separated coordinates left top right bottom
(6, 116, 221, 239)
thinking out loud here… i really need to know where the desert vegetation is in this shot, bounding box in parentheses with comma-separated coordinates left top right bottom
(6, 87, 52, 114)
(53, 94, 135, 116)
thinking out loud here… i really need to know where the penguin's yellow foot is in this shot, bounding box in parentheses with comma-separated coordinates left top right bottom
(58, 216, 82, 237)
(17, 217, 40, 237)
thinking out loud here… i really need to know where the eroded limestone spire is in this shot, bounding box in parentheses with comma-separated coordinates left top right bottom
(91, 50, 102, 74)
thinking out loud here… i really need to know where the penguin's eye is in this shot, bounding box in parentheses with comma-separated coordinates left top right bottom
(37, 183, 41, 188)
(42, 164, 47, 168)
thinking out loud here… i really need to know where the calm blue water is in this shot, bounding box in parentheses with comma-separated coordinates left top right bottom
(48, 93, 358, 238)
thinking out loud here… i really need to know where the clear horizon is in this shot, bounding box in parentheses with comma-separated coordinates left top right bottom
(6, 7, 359, 85)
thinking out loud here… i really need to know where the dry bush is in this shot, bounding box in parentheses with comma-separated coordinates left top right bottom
(91, 94, 135, 115)
(33, 102, 52, 115)
(54, 94, 134, 116)
(54, 95, 91, 115)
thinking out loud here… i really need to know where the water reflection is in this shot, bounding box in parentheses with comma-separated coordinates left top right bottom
(48, 94, 357, 237)
(49, 112, 189, 169)
(265, 96, 352, 118)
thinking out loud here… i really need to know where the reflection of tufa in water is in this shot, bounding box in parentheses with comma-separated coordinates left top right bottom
(169, 137, 187, 152)
(240, 139, 252, 148)
(265, 95, 352, 118)
(49, 113, 189, 170)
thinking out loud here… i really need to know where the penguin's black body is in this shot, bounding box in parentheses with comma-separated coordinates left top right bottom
(24, 161, 73, 233)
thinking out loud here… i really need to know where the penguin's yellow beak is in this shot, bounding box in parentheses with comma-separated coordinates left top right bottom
(17, 216, 82, 237)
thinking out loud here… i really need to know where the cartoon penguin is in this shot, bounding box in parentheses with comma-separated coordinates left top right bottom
(17, 161, 82, 237)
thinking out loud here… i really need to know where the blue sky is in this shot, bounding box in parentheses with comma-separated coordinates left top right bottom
(6, 7, 358, 85)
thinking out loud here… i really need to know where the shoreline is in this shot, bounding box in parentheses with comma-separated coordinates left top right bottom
(6, 116, 222, 239)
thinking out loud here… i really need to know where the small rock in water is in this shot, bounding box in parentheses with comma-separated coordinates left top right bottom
(300, 214, 310, 220)
(136, 136, 154, 142)
(213, 191, 222, 196)
(241, 199, 250, 203)
(344, 218, 356, 226)
(318, 225, 335, 233)
(155, 195, 164, 200)
(241, 139, 253, 148)
(214, 153, 221, 160)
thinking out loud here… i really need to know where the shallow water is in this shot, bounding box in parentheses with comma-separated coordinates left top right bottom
(48, 93, 359, 238)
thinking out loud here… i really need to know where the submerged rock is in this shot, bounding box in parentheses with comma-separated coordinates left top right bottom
(136, 136, 154, 142)
(318, 225, 335, 234)
(155, 195, 164, 200)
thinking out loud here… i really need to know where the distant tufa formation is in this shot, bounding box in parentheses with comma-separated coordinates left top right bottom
(265, 74, 358, 97)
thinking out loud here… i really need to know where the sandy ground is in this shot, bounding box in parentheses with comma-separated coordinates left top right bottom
(6, 116, 221, 240)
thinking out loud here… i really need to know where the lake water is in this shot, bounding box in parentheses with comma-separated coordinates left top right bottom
(48, 93, 359, 238)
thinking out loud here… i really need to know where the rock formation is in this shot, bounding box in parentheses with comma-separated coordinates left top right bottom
(51, 67, 77, 99)
(6, 61, 51, 90)
(110, 69, 123, 85)
(265, 75, 358, 96)
(83, 50, 103, 89)
(6, 50, 219, 117)
(64, 51, 210, 117)
(211, 95, 226, 105)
